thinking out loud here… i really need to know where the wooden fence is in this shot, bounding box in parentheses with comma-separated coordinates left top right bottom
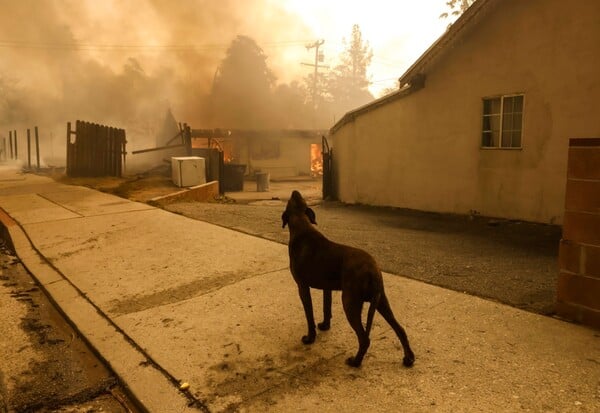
(66, 121, 126, 177)
(4, 127, 42, 169)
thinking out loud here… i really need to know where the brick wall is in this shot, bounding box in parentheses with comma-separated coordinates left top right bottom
(557, 138, 600, 329)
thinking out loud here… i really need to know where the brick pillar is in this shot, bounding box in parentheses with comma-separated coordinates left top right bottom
(557, 138, 600, 328)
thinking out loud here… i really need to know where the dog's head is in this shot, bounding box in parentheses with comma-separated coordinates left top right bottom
(281, 190, 317, 228)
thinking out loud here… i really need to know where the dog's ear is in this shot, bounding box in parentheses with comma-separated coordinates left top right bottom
(305, 207, 317, 225)
(281, 211, 289, 228)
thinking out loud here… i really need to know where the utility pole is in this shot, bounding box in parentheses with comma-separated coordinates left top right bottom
(302, 39, 329, 127)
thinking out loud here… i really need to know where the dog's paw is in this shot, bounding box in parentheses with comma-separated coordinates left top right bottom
(403, 354, 415, 368)
(345, 357, 361, 368)
(317, 321, 330, 331)
(301, 335, 315, 345)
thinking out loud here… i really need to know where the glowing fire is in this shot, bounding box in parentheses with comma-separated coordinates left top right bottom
(191, 137, 235, 162)
(310, 143, 323, 177)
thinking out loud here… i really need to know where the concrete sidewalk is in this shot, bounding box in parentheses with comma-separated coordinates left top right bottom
(0, 166, 598, 413)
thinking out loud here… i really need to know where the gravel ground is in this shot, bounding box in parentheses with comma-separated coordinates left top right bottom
(165, 198, 562, 315)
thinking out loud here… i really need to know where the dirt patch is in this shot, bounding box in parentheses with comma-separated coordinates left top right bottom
(108, 270, 255, 316)
(53, 165, 184, 203)
(0, 239, 139, 412)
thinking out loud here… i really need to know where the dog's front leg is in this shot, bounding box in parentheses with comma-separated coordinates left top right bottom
(318, 289, 332, 331)
(298, 285, 316, 344)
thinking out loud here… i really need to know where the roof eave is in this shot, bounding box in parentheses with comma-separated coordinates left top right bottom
(330, 83, 419, 134)
(329, 0, 497, 136)
(398, 0, 495, 86)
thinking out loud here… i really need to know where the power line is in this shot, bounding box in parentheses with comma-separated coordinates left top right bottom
(301, 39, 329, 128)
(0, 39, 315, 52)
(370, 77, 399, 84)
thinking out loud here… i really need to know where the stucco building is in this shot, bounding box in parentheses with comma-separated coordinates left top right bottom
(329, 0, 599, 225)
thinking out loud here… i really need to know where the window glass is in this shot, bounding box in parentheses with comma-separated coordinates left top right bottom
(512, 131, 522, 147)
(512, 113, 522, 131)
(482, 131, 499, 147)
(481, 95, 523, 148)
(483, 97, 501, 115)
(483, 114, 500, 132)
(503, 96, 514, 113)
(502, 114, 513, 131)
(513, 95, 524, 112)
(501, 131, 512, 147)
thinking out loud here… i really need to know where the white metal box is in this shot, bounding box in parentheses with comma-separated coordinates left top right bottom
(171, 156, 206, 187)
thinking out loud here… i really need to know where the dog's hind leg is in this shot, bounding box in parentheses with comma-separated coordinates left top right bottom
(377, 292, 415, 367)
(318, 289, 332, 331)
(298, 285, 317, 344)
(342, 292, 370, 367)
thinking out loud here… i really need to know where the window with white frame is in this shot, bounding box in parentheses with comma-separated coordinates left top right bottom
(481, 94, 524, 148)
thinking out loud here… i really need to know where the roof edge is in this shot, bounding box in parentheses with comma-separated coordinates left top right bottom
(329, 82, 421, 134)
(398, 0, 495, 86)
(329, 0, 496, 136)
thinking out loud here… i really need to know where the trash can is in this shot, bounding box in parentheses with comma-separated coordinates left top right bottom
(256, 171, 270, 192)
(222, 163, 246, 192)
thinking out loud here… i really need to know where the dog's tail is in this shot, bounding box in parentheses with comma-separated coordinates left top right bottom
(365, 291, 381, 336)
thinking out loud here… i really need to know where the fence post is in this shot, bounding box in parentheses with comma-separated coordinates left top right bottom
(184, 124, 192, 156)
(9, 131, 13, 159)
(13, 130, 17, 160)
(27, 128, 31, 169)
(35, 126, 40, 170)
(66, 122, 71, 176)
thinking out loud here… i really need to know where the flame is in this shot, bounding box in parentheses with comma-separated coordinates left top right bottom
(191, 137, 235, 163)
(310, 143, 323, 177)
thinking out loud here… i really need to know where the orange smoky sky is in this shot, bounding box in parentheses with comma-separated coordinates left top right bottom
(0, 0, 451, 150)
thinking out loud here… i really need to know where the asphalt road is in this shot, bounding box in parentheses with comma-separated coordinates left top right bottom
(0, 238, 139, 413)
(165, 198, 562, 315)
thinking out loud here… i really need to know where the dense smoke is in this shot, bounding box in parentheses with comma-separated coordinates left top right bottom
(0, 0, 313, 166)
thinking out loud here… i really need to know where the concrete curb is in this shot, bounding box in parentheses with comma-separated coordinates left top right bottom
(149, 181, 220, 207)
(0, 206, 207, 412)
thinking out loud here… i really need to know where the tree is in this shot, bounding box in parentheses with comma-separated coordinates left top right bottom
(378, 85, 400, 98)
(272, 81, 312, 129)
(302, 65, 331, 128)
(439, 0, 476, 19)
(209, 35, 277, 128)
(0, 76, 30, 125)
(326, 24, 374, 115)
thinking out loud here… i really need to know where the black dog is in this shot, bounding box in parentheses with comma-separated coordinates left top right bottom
(282, 190, 415, 367)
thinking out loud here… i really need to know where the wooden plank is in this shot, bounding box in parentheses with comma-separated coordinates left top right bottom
(102, 125, 109, 175)
(89, 123, 96, 176)
(92, 123, 100, 176)
(131, 143, 186, 155)
(66, 122, 72, 176)
(35, 126, 40, 169)
(102, 126, 109, 175)
(79, 120, 86, 176)
(65, 121, 126, 177)
(119, 129, 126, 176)
(73, 121, 81, 176)
(106, 128, 118, 176)
(27, 129, 31, 169)
(76, 120, 83, 176)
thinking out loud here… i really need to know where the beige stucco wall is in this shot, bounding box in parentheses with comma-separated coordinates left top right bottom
(331, 0, 600, 224)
